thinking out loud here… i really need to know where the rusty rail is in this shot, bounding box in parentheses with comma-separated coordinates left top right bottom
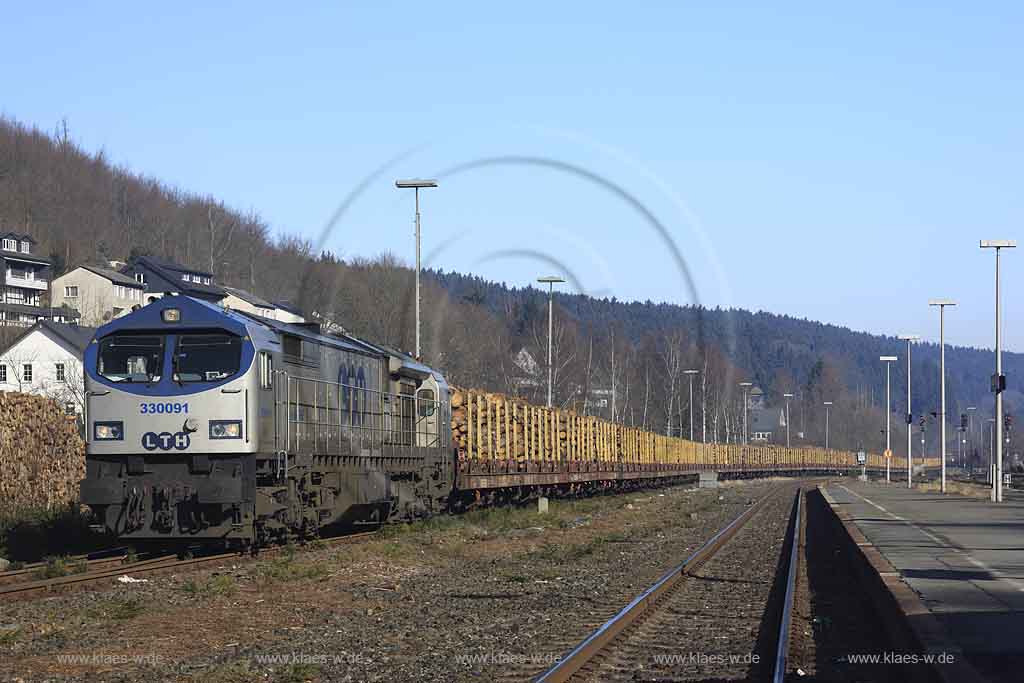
(0, 531, 377, 603)
(535, 485, 789, 683)
(772, 489, 803, 682)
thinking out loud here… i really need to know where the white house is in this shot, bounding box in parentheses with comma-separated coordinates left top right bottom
(221, 286, 277, 319)
(50, 264, 146, 326)
(0, 321, 96, 414)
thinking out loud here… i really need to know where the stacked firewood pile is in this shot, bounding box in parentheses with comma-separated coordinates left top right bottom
(0, 392, 84, 517)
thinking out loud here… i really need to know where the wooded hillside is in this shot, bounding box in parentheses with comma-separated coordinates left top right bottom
(1, 115, 1017, 461)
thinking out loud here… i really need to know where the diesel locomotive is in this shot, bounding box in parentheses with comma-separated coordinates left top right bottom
(79, 296, 453, 551)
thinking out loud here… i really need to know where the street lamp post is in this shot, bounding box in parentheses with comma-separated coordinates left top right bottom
(739, 382, 753, 444)
(981, 240, 1015, 502)
(929, 299, 957, 494)
(537, 276, 565, 408)
(967, 406, 977, 473)
(823, 401, 833, 450)
(898, 335, 919, 488)
(684, 370, 699, 441)
(783, 393, 794, 448)
(395, 179, 438, 360)
(987, 417, 996, 485)
(881, 356, 898, 483)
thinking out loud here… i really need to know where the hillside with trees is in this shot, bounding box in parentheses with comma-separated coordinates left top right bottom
(1, 116, 1017, 462)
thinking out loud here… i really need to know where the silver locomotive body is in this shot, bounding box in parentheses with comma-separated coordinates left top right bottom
(80, 296, 453, 550)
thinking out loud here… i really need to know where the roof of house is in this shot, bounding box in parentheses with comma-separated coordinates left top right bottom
(126, 256, 224, 298)
(223, 286, 275, 309)
(0, 232, 37, 243)
(0, 232, 50, 265)
(272, 300, 305, 316)
(0, 302, 80, 319)
(80, 265, 146, 288)
(0, 320, 96, 357)
(137, 256, 213, 278)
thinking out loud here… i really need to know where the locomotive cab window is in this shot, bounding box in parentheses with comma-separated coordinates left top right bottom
(98, 335, 165, 383)
(417, 389, 435, 417)
(173, 334, 242, 382)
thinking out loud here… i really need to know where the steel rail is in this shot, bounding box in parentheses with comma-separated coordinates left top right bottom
(0, 531, 377, 602)
(0, 544, 132, 589)
(535, 484, 789, 683)
(772, 489, 803, 683)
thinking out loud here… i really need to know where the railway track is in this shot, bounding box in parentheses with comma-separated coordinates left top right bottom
(0, 549, 134, 587)
(0, 531, 377, 603)
(536, 484, 804, 682)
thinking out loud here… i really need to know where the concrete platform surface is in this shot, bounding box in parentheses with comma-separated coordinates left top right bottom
(825, 480, 1024, 675)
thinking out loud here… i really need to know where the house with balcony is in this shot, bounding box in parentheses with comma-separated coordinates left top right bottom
(0, 232, 78, 327)
(50, 264, 147, 326)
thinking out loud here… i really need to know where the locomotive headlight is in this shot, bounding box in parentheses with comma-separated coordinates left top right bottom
(94, 421, 123, 440)
(161, 308, 181, 323)
(209, 420, 242, 439)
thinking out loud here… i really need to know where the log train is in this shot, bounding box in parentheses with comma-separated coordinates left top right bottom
(79, 295, 909, 552)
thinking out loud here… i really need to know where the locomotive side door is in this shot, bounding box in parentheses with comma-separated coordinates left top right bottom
(415, 378, 439, 447)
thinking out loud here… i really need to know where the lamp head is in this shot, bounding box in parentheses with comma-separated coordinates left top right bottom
(395, 179, 438, 188)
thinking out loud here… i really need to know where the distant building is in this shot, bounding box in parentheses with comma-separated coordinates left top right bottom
(271, 300, 307, 324)
(511, 348, 542, 390)
(1, 232, 79, 327)
(748, 386, 765, 410)
(746, 386, 786, 443)
(121, 256, 226, 303)
(222, 286, 276, 319)
(50, 264, 146, 326)
(0, 320, 96, 414)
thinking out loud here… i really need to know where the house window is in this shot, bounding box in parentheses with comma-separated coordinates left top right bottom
(20, 240, 30, 253)
(55, 363, 65, 382)
(0, 365, 6, 383)
(203, 276, 211, 285)
(1, 238, 15, 251)
(65, 286, 79, 298)
(22, 364, 32, 383)
(182, 274, 189, 282)
(135, 272, 146, 285)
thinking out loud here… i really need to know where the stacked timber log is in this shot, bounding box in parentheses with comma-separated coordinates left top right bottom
(450, 387, 668, 465)
(449, 386, 938, 471)
(0, 392, 85, 517)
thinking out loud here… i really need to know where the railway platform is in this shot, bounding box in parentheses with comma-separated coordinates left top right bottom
(824, 480, 1024, 679)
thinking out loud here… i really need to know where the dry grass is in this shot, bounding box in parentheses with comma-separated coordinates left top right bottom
(915, 479, 991, 498)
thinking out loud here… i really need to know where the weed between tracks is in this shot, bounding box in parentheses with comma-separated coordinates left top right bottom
(31, 555, 89, 580)
(84, 596, 146, 621)
(204, 660, 322, 683)
(181, 574, 238, 597)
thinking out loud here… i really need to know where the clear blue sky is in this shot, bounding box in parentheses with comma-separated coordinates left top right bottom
(3, 2, 1022, 349)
